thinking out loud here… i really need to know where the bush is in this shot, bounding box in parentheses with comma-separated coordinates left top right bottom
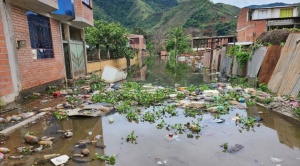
(294, 107, 300, 119)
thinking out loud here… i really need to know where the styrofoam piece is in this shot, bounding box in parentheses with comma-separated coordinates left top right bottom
(101, 65, 127, 83)
(50, 155, 69, 165)
(203, 90, 219, 97)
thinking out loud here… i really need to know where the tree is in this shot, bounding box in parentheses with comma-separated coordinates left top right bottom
(85, 20, 129, 59)
(131, 27, 147, 38)
(165, 27, 192, 71)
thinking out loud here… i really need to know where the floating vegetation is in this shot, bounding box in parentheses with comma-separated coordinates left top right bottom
(94, 153, 116, 165)
(142, 111, 156, 123)
(126, 111, 139, 123)
(53, 111, 68, 120)
(126, 131, 138, 144)
(157, 120, 166, 129)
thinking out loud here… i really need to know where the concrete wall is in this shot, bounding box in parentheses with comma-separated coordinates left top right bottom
(252, 7, 298, 20)
(87, 56, 139, 74)
(0, 13, 13, 97)
(237, 8, 267, 42)
(10, 4, 65, 90)
(0, 1, 22, 103)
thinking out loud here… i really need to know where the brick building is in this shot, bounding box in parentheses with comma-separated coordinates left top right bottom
(129, 34, 147, 67)
(0, 0, 93, 104)
(237, 4, 300, 42)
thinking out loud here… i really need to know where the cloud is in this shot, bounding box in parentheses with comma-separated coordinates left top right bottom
(210, 0, 299, 8)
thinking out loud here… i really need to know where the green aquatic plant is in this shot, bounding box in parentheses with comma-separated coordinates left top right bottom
(66, 96, 81, 104)
(126, 111, 139, 122)
(258, 83, 270, 93)
(173, 123, 183, 131)
(157, 120, 166, 129)
(293, 107, 300, 119)
(246, 99, 255, 106)
(116, 101, 131, 113)
(126, 131, 138, 143)
(91, 82, 106, 91)
(165, 105, 177, 116)
(199, 84, 211, 91)
(94, 153, 116, 165)
(187, 85, 197, 92)
(142, 111, 156, 123)
(220, 142, 228, 152)
(53, 111, 68, 120)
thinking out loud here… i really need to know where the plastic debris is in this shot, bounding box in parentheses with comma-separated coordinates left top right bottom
(9, 155, 24, 159)
(50, 155, 70, 165)
(269, 156, 284, 163)
(24, 133, 38, 144)
(227, 144, 244, 153)
(109, 117, 114, 123)
(44, 154, 60, 160)
(155, 158, 168, 165)
(0, 153, 4, 161)
(94, 135, 102, 140)
(213, 119, 225, 123)
(38, 140, 53, 146)
(64, 131, 73, 138)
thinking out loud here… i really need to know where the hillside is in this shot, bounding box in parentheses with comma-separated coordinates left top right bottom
(92, 0, 240, 36)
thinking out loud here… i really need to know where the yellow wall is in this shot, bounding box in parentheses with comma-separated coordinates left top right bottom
(87, 55, 139, 74)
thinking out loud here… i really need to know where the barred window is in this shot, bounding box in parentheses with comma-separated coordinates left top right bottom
(26, 11, 53, 59)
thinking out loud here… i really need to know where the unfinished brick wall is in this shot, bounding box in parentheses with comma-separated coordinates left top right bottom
(0, 16, 13, 96)
(74, 0, 93, 24)
(237, 8, 267, 42)
(10, 4, 65, 90)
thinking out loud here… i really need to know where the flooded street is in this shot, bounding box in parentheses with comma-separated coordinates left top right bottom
(0, 57, 300, 166)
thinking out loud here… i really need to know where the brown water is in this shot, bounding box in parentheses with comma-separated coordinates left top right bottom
(1, 57, 300, 165)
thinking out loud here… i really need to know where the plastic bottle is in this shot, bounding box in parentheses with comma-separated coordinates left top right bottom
(0, 147, 10, 153)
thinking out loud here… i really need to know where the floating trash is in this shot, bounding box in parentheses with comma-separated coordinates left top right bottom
(269, 156, 284, 163)
(227, 144, 244, 153)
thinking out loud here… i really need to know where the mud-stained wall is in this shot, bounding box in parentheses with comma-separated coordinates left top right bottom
(258, 46, 282, 84)
(87, 56, 138, 74)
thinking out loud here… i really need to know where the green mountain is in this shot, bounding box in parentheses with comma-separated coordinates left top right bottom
(92, 0, 240, 36)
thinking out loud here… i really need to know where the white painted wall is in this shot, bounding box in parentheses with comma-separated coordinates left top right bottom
(252, 7, 298, 20)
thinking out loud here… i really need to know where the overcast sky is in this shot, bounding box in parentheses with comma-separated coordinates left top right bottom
(211, 0, 300, 8)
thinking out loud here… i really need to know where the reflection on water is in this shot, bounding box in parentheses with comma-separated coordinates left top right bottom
(1, 55, 300, 165)
(1, 116, 106, 166)
(248, 105, 300, 149)
(139, 56, 206, 87)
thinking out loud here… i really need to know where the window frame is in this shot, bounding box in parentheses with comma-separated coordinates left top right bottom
(26, 11, 54, 59)
(82, 0, 92, 8)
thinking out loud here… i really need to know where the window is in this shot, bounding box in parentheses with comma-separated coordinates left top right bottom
(258, 10, 268, 19)
(26, 11, 53, 59)
(130, 38, 139, 44)
(280, 8, 293, 18)
(82, 0, 90, 6)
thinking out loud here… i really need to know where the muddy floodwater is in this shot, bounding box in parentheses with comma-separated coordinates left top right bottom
(1, 57, 300, 166)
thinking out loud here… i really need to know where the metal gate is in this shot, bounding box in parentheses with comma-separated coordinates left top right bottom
(70, 40, 85, 77)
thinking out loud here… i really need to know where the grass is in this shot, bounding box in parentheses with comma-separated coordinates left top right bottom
(293, 107, 300, 119)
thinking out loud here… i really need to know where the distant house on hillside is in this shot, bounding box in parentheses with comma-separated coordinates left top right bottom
(237, 3, 300, 42)
(128, 34, 147, 66)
